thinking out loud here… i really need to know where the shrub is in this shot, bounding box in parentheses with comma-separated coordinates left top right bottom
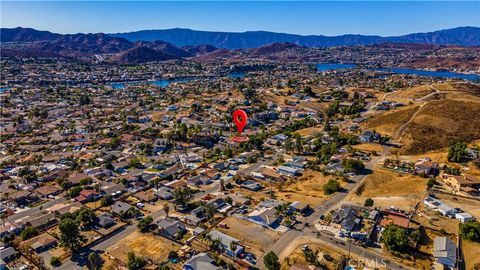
(323, 179, 340, 195)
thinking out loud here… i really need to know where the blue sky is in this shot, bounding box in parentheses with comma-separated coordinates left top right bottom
(1, 1, 479, 36)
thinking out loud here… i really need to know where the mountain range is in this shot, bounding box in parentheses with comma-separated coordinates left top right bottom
(1, 26, 479, 64)
(111, 26, 480, 49)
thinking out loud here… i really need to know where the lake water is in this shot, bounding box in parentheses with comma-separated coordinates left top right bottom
(316, 63, 480, 82)
(110, 72, 245, 89)
(316, 63, 357, 72)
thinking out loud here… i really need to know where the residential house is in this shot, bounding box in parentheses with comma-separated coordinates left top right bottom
(442, 174, 480, 196)
(278, 165, 301, 176)
(154, 187, 173, 200)
(208, 230, 244, 257)
(240, 180, 263, 191)
(248, 207, 280, 228)
(0, 247, 16, 264)
(433, 237, 456, 268)
(157, 218, 187, 239)
(183, 253, 217, 270)
(414, 158, 438, 176)
(424, 196, 457, 217)
(23, 233, 57, 253)
(455, 212, 474, 223)
(35, 185, 60, 198)
(68, 172, 91, 185)
(111, 201, 132, 216)
(96, 213, 115, 228)
(358, 130, 373, 143)
(134, 190, 157, 203)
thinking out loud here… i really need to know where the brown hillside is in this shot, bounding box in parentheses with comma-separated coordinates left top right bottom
(400, 99, 480, 154)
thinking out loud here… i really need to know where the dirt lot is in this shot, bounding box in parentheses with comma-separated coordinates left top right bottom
(346, 166, 427, 211)
(387, 85, 436, 103)
(354, 143, 384, 153)
(106, 231, 181, 264)
(275, 171, 345, 207)
(462, 240, 480, 270)
(413, 204, 460, 235)
(216, 216, 281, 257)
(295, 127, 323, 138)
(281, 242, 346, 270)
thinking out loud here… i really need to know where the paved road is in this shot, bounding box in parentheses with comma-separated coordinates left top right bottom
(57, 150, 284, 269)
(255, 147, 400, 269)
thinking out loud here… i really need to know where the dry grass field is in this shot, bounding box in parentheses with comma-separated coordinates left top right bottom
(387, 85, 436, 103)
(294, 127, 323, 138)
(345, 166, 427, 211)
(462, 240, 480, 270)
(281, 242, 346, 270)
(216, 216, 281, 257)
(106, 231, 181, 264)
(298, 101, 328, 112)
(275, 171, 345, 207)
(365, 105, 420, 137)
(366, 83, 480, 155)
(353, 143, 384, 153)
(400, 99, 480, 154)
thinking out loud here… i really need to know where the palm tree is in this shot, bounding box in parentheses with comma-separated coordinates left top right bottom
(163, 203, 170, 217)
(88, 252, 98, 270)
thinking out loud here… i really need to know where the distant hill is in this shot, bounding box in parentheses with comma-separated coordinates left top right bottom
(0, 27, 220, 63)
(110, 27, 480, 49)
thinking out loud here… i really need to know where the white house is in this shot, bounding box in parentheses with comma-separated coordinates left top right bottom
(455, 212, 474, 223)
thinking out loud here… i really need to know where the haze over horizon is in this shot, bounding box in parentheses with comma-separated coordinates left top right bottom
(1, 1, 479, 36)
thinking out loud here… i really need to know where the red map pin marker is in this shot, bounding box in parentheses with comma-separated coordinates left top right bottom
(233, 109, 248, 134)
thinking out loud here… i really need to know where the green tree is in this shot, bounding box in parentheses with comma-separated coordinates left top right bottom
(173, 187, 193, 210)
(69, 186, 83, 198)
(343, 159, 365, 173)
(323, 179, 340, 195)
(168, 250, 179, 261)
(88, 252, 99, 270)
(163, 204, 170, 217)
(427, 177, 437, 189)
(20, 227, 39, 240)
(76, 208, 96, 227)
(382, 224, 408, 253)
(459, 220, 480, 242)
(137, 216, 153, 233)
(101, 195, 114, 206)
(364, 198, 374, 207)
(50, 256, 62, 267)
(127, 252, 147, 270)
(264, 251, 280, 270)
(448, 140, 467, 163)
(59, 218, 86, 253)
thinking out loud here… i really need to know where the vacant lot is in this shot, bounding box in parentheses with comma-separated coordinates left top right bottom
(346, 166, 427, 211)
(281, 242, 346, 270)
(107, 231, 180, 264)
(387, 85, 436, 103)
(275, 171, 344, 207)
(463, 240, 480, 270)
(365, 105, 420, 137)
(217, 216, 281, 257)
(295, 127, 323, 138)
(354, 143, 384, 153)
